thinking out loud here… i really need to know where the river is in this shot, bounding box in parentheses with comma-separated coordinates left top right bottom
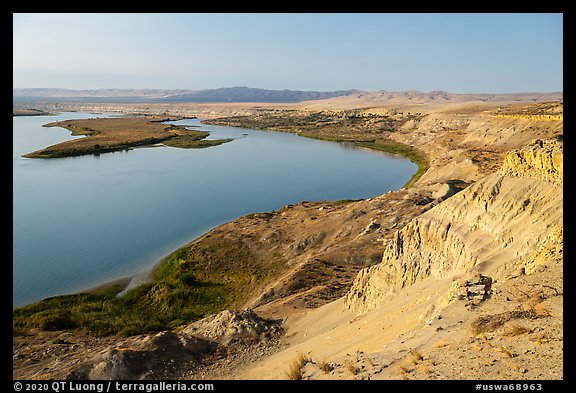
(13, 112, 416, 307)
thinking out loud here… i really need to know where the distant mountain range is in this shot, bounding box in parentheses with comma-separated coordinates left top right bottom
(12, 87, 562, 104)
(12, 87, 360, 103)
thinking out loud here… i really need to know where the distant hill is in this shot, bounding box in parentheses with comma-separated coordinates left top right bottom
(12, 87, 562, 105)
(156, 86, 361, 103)
(12, 87, 359, 103)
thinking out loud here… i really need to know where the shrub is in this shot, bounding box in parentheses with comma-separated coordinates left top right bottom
(345, 359, 359, 375)
(286, 352, 311, 380)
(30, 312, 77, 331)
(317, 360, 333, 373)
(502, 323, 532, 337)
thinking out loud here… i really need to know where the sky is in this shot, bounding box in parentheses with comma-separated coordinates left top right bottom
(13, 13, 563, 93)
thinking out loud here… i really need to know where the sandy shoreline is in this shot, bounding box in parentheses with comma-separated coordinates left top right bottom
(82, 219, 231, 301)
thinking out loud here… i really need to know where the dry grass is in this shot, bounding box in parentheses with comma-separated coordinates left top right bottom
(416, 359, 435, 375)
(286, 352, 335, 378)
(286, 362, 303, 380)
(504, 358, 522, 372)
(317, 360, 333, 374)
(470, 286, 552, 336)
(530, 303, 551, 318)
(532, 333, 550, 345)
(480, 356, 494, 366)
(396, 349, 424, 376)
(344, 359, 359, 375)
(509, 284, 555, 318)
(285, 352, 311, 380)
(470, 311, 524, 335)
(494, 346, 514, 358)
(478, 333, 494, 348)
(502, 322, 532, 337)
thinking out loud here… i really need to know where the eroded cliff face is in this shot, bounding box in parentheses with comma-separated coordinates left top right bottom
(389, 103, 563, 188)
(345, 139, 563, 313)
(501, 139, 563, 183)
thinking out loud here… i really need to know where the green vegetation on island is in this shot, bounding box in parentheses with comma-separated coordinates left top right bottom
(22, 116, 232, 159)
(163, 135, 233, 149)
(13, 108, 55, 116)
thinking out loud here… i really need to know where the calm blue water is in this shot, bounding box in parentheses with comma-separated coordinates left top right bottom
(13, 112, 416, 307)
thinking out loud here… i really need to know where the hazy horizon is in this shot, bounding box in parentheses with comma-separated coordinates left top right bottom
(12, 86, 564, 95)
(13, 13, 562, 93)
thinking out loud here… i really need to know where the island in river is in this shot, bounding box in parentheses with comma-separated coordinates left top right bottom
(13, 108, 54, 116)
(22, 115, 233, 159)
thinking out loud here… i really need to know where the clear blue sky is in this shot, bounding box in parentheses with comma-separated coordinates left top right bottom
(13, 13, 563, 93)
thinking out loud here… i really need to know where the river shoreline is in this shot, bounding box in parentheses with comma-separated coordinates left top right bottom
(14, 109, 419, 312)
(25, 135, 424, 307)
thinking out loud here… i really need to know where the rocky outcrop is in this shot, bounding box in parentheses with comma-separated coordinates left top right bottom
(501, 139, 563, 184)
(460, 113, 563, 149)
(495, 114, 563, 121)
(453, 273, 493, 309)
(180, 309, 283, 346)
(400, 112, 473, 133)
(506, 225, 563, 277)
(80, 332, 213, 380)
(345, 139, 563, 313)
(61, 309, 281, 380)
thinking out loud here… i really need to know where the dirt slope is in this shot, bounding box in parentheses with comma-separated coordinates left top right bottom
(236, 139, 562, 380)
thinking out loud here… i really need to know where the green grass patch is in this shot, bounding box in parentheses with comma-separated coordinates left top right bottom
(163, 135, 233, 148)
(353, 140, 429, 188)
(14, 237, 288, 337)
(333, 198, 363, 205)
